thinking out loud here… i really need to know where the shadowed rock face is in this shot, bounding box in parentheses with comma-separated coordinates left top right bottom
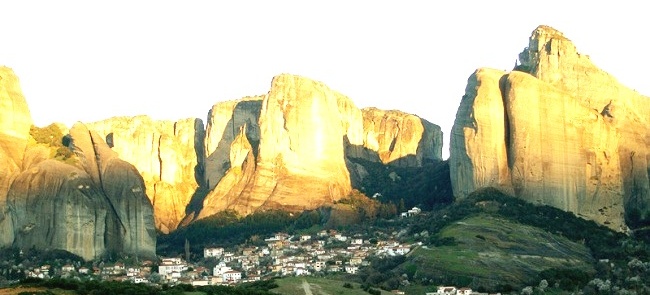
(450, 25, 650, 231)
(87, 117, 205, 233)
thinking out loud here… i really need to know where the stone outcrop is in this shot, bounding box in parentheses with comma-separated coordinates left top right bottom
(198, 74, 354, 217)
(0, 67, 32, 140)
(203, 97, 262, 191)
(450, 25, 650, 230)
(6, 123, 157, 260)
(1, 66, 156, 260)
(196, 74, 444, 219)
(0, 67, 32, 246)
(357, 107, 443, 167)
(87, 116, 205, 233)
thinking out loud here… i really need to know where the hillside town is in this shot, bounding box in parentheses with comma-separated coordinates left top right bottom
(11, 209, 425, 289)
(20, 229, 415, 286)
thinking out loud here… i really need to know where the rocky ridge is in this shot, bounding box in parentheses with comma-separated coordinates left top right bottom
(85, 74, 443, 229)
(450, 25, 650, 231)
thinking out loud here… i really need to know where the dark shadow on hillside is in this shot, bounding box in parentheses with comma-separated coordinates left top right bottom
(179, 118, 209, 227)
(343, 132, 452, 211)
(181, 100, 262, 227)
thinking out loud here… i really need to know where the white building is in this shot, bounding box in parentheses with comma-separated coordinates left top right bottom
(437, 286, 457, 295)
(345, 265, 359, 274)
(192, 279, 210, 286)
(401, 207, 422, 218)
(213, 262, 232, 276)
(159, 258, 188, 278)
(222, 270, 241, 283)
(300, 235, 312, 242)
(204, 247, 224, 258)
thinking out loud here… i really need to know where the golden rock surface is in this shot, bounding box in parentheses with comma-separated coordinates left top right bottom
(451, 25, 650, 230)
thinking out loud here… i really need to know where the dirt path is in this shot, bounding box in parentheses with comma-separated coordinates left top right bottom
(301, 279, 313, 295)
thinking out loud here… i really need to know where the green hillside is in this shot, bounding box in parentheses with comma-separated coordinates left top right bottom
(407, 214, 594, 289)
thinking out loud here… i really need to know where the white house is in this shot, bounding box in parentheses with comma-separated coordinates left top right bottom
(223, 270, 241, 283)
(159, 258, 188, 278)
(295, 267, 310, 276)
(456, 288, 473, 295)
(213, 263, 232, 276)
(300, 235, 312, 242)
(345, 265, 359, 274)
(351, 238, 364, 245)
(437, 286, 457, 295)
(395, 246, 411, 255)
(192, 279, 210, 286)
(204, 247, 224, 258)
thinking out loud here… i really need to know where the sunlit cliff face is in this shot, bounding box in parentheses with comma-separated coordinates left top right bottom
(450, 25, 650, 232)
(4, 68, 441, 236)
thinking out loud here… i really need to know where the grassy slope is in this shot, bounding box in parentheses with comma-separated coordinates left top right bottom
(272, 276, 393, 295)
(408, 214, 594, 288)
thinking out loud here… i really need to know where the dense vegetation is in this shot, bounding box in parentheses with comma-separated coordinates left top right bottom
(15, 277, 278, 295)
(158, 210, 296, 257)
(408, 188, 644, 261)
(400, 188, 650, 292)
(349, 158, 453, 211)
(29, 123, 75, 163)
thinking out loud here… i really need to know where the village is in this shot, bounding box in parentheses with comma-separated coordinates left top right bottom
(15, 208, 456, 290)
(22, 227, 416, 286)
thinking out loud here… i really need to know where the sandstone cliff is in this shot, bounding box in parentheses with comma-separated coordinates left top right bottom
(0, 67, 32, 246)
(87, 116, 205, 234)
(9, 71, 441, 234)
(198, 74, 354, 218)
(357, 107, 442, 167)
(450, 25, 649, 230)
(195, 74, 444, 220)
(0, 67, 156, 260)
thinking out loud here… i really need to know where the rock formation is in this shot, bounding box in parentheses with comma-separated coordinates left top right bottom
(198, 74, 355, 217)
(4, 66, 442, 237)
(0, 67, 156, 260)
(0, 66, 32, 246)
(195, 74, 444, 220)
(87, 116, 205, 234)
(357, 107, 442, 167)
(450, 25, 650, 230)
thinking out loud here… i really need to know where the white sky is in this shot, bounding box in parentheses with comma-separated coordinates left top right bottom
(2, 1, 648, 159)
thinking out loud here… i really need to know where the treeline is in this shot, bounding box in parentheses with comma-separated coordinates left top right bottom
(158, 210, 297, 257)
(348, 158, 453, 211)
(18, 277, 278, 295)
(356, 256, 407, 291)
